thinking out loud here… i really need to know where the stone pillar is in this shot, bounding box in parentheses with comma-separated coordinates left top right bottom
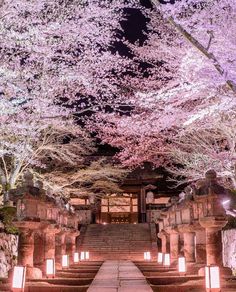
(33, 231, 45, 271)
(16, 222, 42, 279)
(18, 228, 34, 267)
(199, 217, 231, 275)
(55, 232, 66, 270)
(44, 232, 56, 259)
(199, 218, 227, 266)
(66, 232, 79, 264)
(169, 231, 179, 264)
(158, 231, 167, 253)
(42, 225, 60, 274)
(195, 229, 206, 264)
(205, 227, 223, 266)
(183, 232, 195, 262)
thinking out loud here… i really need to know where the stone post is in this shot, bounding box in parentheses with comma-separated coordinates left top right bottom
(18, 229, 34, 267)
(158, 231, 167, 253)
(195, 229, 206, 264)
(33, 231, 45, 271)
(183, 232, 195, 262)
(55, 231, 67, 270)
(16, 222, 42, 279)
(66, 231, 80, 264)
(205, 226, 223, 266)
(169, 230, 179, 264)
(199, 217, 231, 275)
(42, 225, 60, 274)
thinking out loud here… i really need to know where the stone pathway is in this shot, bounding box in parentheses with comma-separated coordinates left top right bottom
(87, 260, 153, 292)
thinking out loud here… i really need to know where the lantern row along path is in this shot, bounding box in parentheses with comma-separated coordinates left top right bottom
(87, 260, 153, 292)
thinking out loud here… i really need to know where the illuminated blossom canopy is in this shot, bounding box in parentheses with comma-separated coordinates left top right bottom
(0, 0, 142, 200)
(93, 0, 236, 185)
(1, 0, 236, 198)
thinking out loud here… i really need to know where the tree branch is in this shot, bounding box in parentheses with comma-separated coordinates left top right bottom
(152, 0, 236, 94)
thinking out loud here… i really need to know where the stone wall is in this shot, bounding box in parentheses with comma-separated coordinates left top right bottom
(222, 229, 236, 271)
(0, 230, 18, 277)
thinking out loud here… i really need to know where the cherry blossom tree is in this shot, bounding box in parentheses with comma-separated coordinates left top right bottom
(166, 115, 236, 188)
(0, 0, 173, 116)
(0, 96, 94, 204)
(0, 0, 169, 204)
(152, 0, 236, 93)
(40, 159, 128, 199)
(93, 0, 236, 181)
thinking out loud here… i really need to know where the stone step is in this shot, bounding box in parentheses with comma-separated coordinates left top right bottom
(78, 223, 153, 261)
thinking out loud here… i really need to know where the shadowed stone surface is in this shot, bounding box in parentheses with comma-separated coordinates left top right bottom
(87, 260, 152, 292)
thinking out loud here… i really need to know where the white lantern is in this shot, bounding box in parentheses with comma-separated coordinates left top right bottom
(62, 255, 69, 268)
(163, 253, 170, 267)
(144, 251, 151, 261)
(178, 257, 186, 274)
(74, 252, 79, 263)
(12, 266, 26, 290)
(85, 251, 90, 260)
(80, 251, 85, 261)
(157, 252, 163, 264)
(205, 266, 221, 292)
(46, 258, 55, 277)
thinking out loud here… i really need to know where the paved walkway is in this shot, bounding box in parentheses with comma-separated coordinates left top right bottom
(87, 260, 153, 292)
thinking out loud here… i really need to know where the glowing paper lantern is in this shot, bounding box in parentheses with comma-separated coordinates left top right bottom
(178, 257, 186, 274)
(85, 251, 90, 260)
(157, 252, 163, 264)
(144, 251, 151, 261)
(205, 266, 221, 292)
(74, 252, 79, 263)
(80, 251, 85, 260)
(46, 258, 55, 277)
(62, 255, 69, 268)
(163, 253, 170, 267)
(12, 266, 26, 290)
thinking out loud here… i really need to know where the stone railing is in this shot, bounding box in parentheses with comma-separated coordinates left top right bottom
(156, 170, 231, 275)
(9, 178, 80, 279)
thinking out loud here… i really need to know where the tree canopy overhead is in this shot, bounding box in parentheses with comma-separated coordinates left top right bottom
(91, 0, 236, 186)
(1, 0, 236, 199)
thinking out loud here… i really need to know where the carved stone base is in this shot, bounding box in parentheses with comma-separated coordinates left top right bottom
(26, 266, 43, 279)
(8, 266, 42, 281)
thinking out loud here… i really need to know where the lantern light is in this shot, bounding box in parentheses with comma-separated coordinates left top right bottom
(144, 251, 151, 261)
(74, 252, 79, 263)
(62, 255, 69, 268)
(12, 266, 26, 290)
(157, 252, 163, 264)
(178, 257, 186, 274)
(85, 251, 89, 260)
(163, 253, 170, 267)
(205, 266, 221, 292)
(46, 258, 55, 277)
(80, 251, 85, 261)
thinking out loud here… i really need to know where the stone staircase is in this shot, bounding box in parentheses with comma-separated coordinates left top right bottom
(78, 223, 156, 261)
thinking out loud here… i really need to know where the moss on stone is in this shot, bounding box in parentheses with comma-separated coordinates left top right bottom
(0, 206, 18, 234)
